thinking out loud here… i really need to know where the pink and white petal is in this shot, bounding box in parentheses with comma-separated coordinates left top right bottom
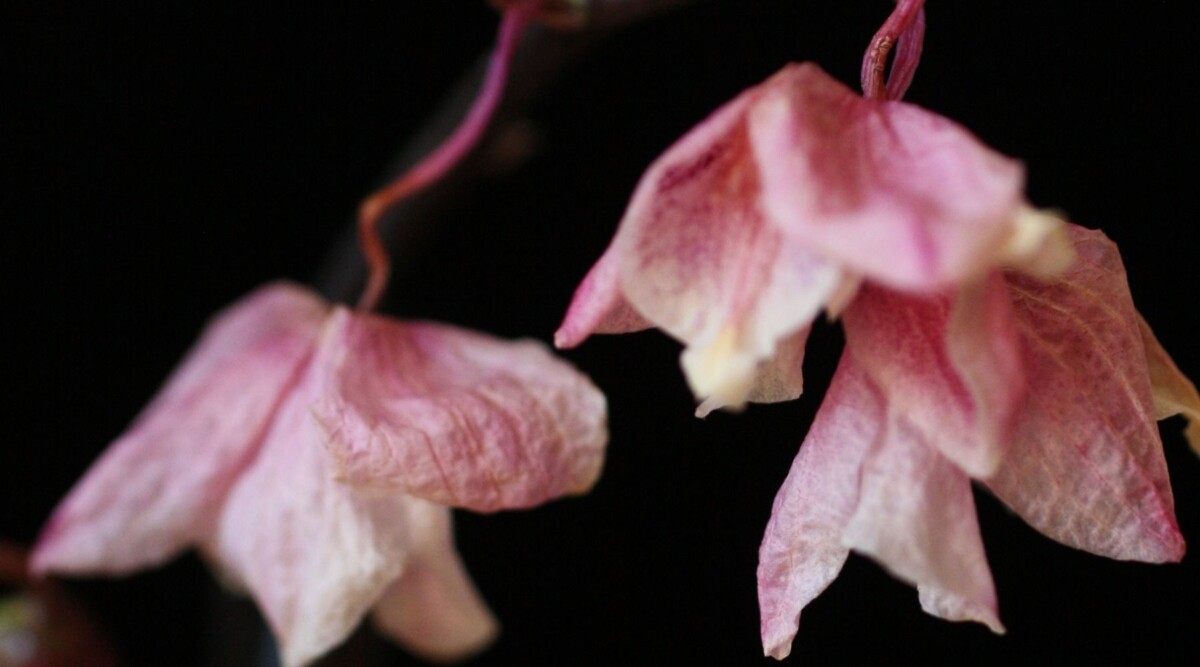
(749, 63, 1025, 290)
(315, 309, 607, 513)
(843, 276, 1023, 479)
(758, 355, 882, 660)
(697, 327, 811, 418)
(1137, 313, 1200, 454)
(32, 282, 327, 575)
(208, 354, 419, 667)
(842, 413, 1002, 634)
(613, 91, 839, 407)
(371, 508, 498, 662)
(554, 245, 652, 349)
(986, 226, 1184, 563)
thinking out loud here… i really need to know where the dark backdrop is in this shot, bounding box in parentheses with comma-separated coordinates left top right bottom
(3, 1, 1197, 665)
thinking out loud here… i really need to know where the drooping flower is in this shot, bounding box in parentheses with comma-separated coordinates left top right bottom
(32, 282, 607, 666)
(556, 62, 1064, 417)
(555, 58, 1196, 658)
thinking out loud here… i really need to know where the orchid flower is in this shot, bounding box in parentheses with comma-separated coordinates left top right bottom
(32, 282, 607, 666)
(33, 4, 609, 665)
(556, 1, 1198, 659)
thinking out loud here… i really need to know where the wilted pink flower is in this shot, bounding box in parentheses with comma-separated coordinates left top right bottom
(556, 62, 1066, 416)
(555, 61, 1198, 657)
(32, 282, 607, 666)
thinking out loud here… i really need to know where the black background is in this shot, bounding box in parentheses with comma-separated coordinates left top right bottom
(3, 1, 1198, 665)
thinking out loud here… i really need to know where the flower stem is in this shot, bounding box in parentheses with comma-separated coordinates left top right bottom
(861, 0, 926, 101)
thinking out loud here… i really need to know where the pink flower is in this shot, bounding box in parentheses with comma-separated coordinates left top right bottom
(556, 62, 1065, 416)
(555, 62, 1198, 657)
(32, 282, 607, 666)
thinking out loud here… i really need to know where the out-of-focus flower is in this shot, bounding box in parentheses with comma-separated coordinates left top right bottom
(758, 226, 1198, 658)
(31, 282, 607, 667)
(556, 62, 1066, 416)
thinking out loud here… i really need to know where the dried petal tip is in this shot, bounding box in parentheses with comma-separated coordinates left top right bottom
(1138, 314, 1200, 455)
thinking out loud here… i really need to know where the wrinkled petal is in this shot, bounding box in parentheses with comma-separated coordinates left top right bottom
(603, 86, 840, 409)
(843, 274, 1024, 478)
(371, 509, 498, 663)
(750, 63, 1025, 290)
(986, 226, 1184, 562)
(554, 245, 653, 349)
(32, 282, 327, 575)
(315, 309, 607, 513)
(207, 341, 422, 667)
(757, 355, 881, 660)
(842, 411, 1003, 634)
(1137, 313, 1200, 454)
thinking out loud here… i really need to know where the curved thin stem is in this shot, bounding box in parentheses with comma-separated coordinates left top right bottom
(861, 0, 926, 101)
(356, 5, 534, 311)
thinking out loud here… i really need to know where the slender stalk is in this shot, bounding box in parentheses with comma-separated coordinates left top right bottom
(861, 0, 926, 100)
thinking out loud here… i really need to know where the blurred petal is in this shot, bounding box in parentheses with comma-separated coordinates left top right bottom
(698, 327, 810, 418)
(842, 413, 1002, 633)
(32, 282, 326, 575)
(750, 63, 1025, 290)
(208, 343, 420, 667)
(316, 309, 607, 513)
(843, 274, 1024, 478)
(554, 245, 652, 349)
(758, 355, 882, 660)
(372, 509, 499, 663)
(986, 227, 1184, 562)
(1137, 313, 1200, 454)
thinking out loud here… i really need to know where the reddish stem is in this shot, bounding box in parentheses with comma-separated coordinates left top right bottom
(861, 0, 926, 101)
(356, 4, 533, 311)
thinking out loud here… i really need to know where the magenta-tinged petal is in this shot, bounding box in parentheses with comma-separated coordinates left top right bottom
(843, 275, 1024, 478)
(32, 282, 327, 575)
(372, 509, 498, 662)
(554, 245, 652, 349)
(986, 226, 1184, 562)
(1137, 313, 1200, 454)
(758, 355, 882, 660)
(315, 309, 607, 513)
(749, 63, 1025, 290)
(842, 413, 1003, 634)
(609, 85, 840, 409)
(207, 345, 424, 667)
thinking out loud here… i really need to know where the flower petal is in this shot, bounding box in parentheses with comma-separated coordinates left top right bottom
(697, 326, 810, 418)
(32, 282, 327, 575)
(207, 342, 422, 667)
(1137, 313, 1200, 454)
(554, 244, 653, 349)
(757, 355, 881, 660)
(608, 85, 840, 409)
(842, 412, 1003, 634)
(315, 309, 608, 513)
(986, 226, 1184, 562)
(371, 509, 499, 663)
(750, 62, 1025, 290)
(842, 274, 1024, 478)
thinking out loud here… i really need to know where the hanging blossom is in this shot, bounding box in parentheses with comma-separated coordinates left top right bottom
(33, 3, 608, 666)
(556, 0, 1199, 659)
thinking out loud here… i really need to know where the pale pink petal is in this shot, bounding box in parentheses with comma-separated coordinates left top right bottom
(757, 355, 882, 660)
(842, 412, 1003, 634)
(32, 282, 327, 575)
(315, 309, 607, 513)
(554, 245, 652, 349)
(1137, 313, 1200, 454)
(749, 62, 1025, 290)
(842, 274, 1024, 478)
(371, 509, 498, 662)
(608, 87, 840, 409)
(207, 340, 423, 667)
(985, 226, 1184, 562)
(696, 326, 809, 418)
